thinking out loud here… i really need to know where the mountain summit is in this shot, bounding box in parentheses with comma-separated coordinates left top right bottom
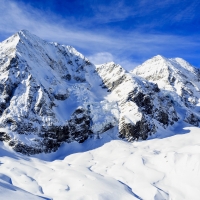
(132, 55, 200, 126)
(0, 30, 110, 154)
(0, 30, 199, 154)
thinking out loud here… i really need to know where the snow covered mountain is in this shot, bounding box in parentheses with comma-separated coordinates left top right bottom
(131, 55, 200, 127)
(0, 30, 200, 200)
(96, 62, 178, 140)
(0, 30, 199, 155)
(0, 30, 117, 154)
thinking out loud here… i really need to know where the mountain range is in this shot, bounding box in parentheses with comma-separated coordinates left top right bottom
(0, 30, 200, 155)
(0, 30, 200, 200)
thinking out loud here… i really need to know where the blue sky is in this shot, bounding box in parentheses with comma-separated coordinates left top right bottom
(0, 0, 200, 69)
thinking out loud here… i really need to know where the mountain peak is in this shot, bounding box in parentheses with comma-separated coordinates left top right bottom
(147, 55, 168, 65)
(17, 30, 33, 41)
(153, 54, 166, 60)
(132, 54, 200, 118)
(18, 29, 30, 36)
(132, 54, 198, 82)
(0, 30, 43, 55)
(17, 29, 47, 47)
(130, 55, 170, 80)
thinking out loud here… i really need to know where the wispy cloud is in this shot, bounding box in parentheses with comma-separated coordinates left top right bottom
(88, 52, 114, 65)
(89, 1, 135, 23)
(0, 0, 200, 70)
(87, 0, 200, 26)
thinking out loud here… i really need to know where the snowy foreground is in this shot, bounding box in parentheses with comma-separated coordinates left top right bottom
(0, 122, 200, 200)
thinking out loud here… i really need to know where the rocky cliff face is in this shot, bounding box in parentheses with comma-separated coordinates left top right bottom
(0, 31, 199, 154)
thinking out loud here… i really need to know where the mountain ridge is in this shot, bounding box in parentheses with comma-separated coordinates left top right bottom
(132, 54, 200, 126)
(0, 30, 199, 155)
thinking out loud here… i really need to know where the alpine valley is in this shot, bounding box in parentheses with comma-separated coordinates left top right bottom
(0, 30, 200, 200)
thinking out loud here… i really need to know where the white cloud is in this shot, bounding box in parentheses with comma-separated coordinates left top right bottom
(118, 60, 140, 71)
(88, 52, 114, 65)
(88, 52, 140, 70)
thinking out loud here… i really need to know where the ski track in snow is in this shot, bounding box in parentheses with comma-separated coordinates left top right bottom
(0, 123, 200, 200)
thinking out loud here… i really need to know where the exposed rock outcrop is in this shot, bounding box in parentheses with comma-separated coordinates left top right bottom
(3, 107, 92, 155)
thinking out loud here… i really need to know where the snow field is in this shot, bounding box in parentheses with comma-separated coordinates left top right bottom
(0, 123, 200, 200)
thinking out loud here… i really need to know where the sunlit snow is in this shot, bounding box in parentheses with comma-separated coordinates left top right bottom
(0, 122, 200, 200)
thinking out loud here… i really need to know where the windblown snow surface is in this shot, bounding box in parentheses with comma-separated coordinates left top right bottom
(0, 122, 200, 200)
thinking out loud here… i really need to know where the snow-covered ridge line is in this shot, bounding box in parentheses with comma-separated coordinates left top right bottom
(131, 55, 200, 126)
(0, 30, 200, 155)
(96, 62, 179, 140)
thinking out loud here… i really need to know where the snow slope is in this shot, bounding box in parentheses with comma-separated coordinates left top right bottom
(0, 122, 200, 200)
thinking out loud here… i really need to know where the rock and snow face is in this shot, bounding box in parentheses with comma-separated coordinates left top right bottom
(96, 62, 178, 141)
(131, 55, 200, 127)
(0, 30, 200, 155)
(0, 30, 117, 154)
